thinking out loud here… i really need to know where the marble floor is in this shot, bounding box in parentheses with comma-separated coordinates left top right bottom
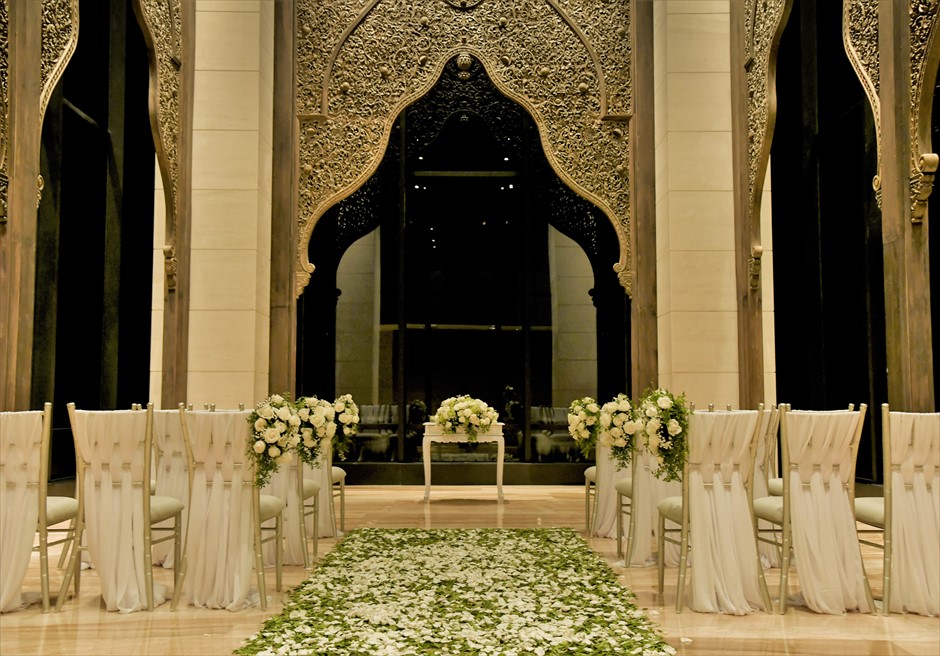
(0, 485, 937, 656)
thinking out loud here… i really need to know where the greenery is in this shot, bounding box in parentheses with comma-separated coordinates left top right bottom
(235, 528, 674, 656)
(246, 394, 300, 488)
(599, 393, 641, 471)
(430, 395, 499, 442)
(567, 396, 600, 458)
(637, 388, 691, 483)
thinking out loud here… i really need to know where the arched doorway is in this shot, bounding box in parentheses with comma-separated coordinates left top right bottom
(296, 56, 628, 483)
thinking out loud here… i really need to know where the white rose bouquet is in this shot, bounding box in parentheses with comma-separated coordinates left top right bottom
(638, 388, 690, 482)
(567, 396, 601, 458)
(247, 393, 300, 487)
(332, 393, 360, 461)
(430, 394, 498, 442)
(599, 393, 640, 470)
(294, 395, 336, 466)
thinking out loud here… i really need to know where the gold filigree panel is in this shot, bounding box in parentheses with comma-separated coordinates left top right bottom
(743, 0, 790, 210)
(843, 0, 881, 203)
(40, 0, 79, 133)
(134, 0, 182, 288)
(295, 0, 634, 296)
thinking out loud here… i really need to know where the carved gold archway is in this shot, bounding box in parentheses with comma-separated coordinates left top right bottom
(294, 0, 635, 296)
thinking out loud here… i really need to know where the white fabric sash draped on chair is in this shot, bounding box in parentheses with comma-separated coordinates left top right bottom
(885, 411, 939, 615)
(0, 411, 44, 613)
(152, 410, 189, 569)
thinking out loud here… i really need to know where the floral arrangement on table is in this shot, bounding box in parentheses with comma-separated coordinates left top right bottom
(430, 394, 499, 442)
(637, 387, 690, 482)
(599, 393, 641, 471)
(294, 395, 336, 467)
(567, 396, 601, 458)
(331, 394, 360, 461)
(246, 393, 300, 487)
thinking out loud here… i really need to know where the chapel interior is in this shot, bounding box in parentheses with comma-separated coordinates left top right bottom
(1, 0, 939, 654)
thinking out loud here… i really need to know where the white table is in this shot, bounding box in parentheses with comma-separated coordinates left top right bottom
(423, 422, 504, 502)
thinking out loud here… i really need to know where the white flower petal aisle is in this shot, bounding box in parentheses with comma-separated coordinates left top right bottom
(236, 528, 674, 656)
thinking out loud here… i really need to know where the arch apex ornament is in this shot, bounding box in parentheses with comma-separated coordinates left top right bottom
(295, 0, 635, 298)
(444, 0, 485, 8)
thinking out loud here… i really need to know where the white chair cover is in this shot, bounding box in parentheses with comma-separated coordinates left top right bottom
(684, 410, 766, 614)
(152, 410, 188, 568)
(71, 410, 168, 612)
(886, 412, 940, 616)
(262, 458, 306, 565)
(752, 408, 780, 567)
(182, 410, 259, 610)
(786, 410, 872, 614)
(591, 443, 631, 539)
(0, 411, 43, 613)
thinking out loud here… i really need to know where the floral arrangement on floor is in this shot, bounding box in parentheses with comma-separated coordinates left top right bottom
(599, 393, 640, 470)
(235, 528, 674, 656)
(246, 393, 300, 487)
(638, 387, 690, 482)
(329, 394, 360, 461)
(430, 395, 498, 442)
(567, 396, 601, 458)
(294, 395, 335, 467)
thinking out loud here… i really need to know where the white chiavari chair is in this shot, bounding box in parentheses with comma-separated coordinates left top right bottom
(0, 403, 80, 613)
(752, 404, 874, 614)
(57, 403, 183, 612)
(174, 407, 285, 611)
(656, 406, 772, 614)
(855, 404, 939, 616)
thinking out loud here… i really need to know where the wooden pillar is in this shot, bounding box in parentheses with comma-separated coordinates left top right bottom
(631, 0, 658, 396)
(878, 0, 936, 411)
(1, 1, 42, 410)
(270, 0, 298, 395)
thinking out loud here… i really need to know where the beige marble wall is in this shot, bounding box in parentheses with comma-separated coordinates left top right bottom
(335, 231, 379, 404)
(152, 0, 272, 409)
(549, 227, 597, 406)
(656, 0, 738, 408)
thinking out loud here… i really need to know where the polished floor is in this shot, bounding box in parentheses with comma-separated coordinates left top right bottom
(1, 485, 937, 656)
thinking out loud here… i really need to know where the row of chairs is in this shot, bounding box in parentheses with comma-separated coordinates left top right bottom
(0, 403, 347, 614)
(597, 403, 938, 616)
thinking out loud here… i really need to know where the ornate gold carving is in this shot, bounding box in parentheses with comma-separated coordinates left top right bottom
(844, 0, 882, 205)
(910, 1, 940, 223)
(163, 244, 178, 290)
(134, 0, 182, 288)
(40, 0, 79, 141)
(0, 0, 8, 222)
(296, 0, 634, 296)
(743, 0, 790, 210)
(748, 245, 763, 291)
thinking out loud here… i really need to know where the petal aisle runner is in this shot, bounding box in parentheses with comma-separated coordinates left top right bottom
(237, 528, 674, 656)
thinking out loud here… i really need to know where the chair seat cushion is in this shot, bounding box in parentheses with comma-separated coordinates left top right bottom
(584, 466, 597, 483)
(331, 466, 346, 484)
(259, 494, 286, 523)
(46, 496, 79, 526)
(657, 495, 683, 523)
(613, 477, 633, 497)
(302, 477, 321, 500)
(752, 495, 784, 524)
(767, 477, 783, 496)
(150, 495, 185, 524)
(854, 496, 885, 528)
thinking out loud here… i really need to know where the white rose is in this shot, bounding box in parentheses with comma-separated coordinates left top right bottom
(624, 420, 638, 435)
(667, 419, 682, 436)
(646, 418, 661, 434)
(268, 445, 281, 458)
(618, 399, 631, 412)
(657, 395, 673, 409)
(334, 402, 345, 413)
(613, 437, 627, 448)
(304, 437, 316, 448)
(275, 406, 292, 421)
(288, 414, 300, 427)
(254, 418, 267, 432)
(587, 403, 599, 413)
(264, 427, 280, 443)
(470, 414, 480, 425)
(600, 414, 611, 427)
(612, 414, 624, 426)
(298, 408, 310, 421)
(326, 422, 337, 438)
(586, 416, 596, 426)
(648, 431, 660, 452)
(312, 415, 325, 427)
(270, 394, 284, 404)
(610, 426, 623, 438)
(645, 406, 658, 418)
(253, 440, 266, 453)
(258, 404, 274, 419)
(338, 412, 350, 424)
